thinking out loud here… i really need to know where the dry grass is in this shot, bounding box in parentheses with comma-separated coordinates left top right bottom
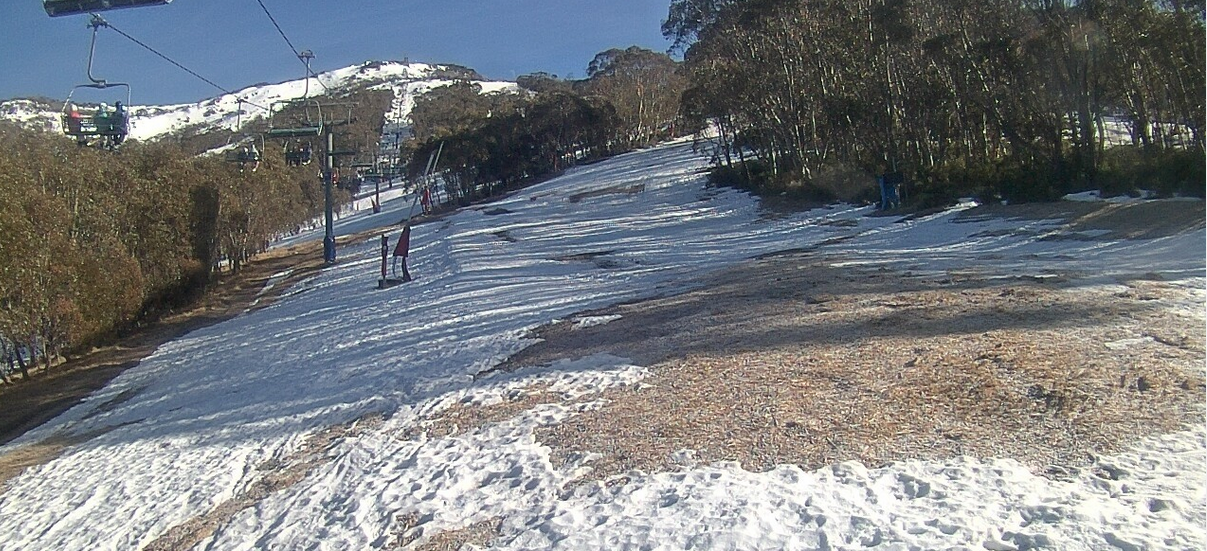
(526, 259, 1204, 484)
(390, 513, 504, 551)
(2, 200, 1200, 550)
(568, 183, 646, 203)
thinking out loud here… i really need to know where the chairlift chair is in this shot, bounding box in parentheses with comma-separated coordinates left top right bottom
(224, 134, 265, 171)
(62, 83, 131, 150)
(59, 14, 134, 150)
(265, 99, 323, 166)
(350, 159, 376, 179)
(282, 139, 314, 167)
(265, 99, 324, 140)
(44, 0, 171, 17)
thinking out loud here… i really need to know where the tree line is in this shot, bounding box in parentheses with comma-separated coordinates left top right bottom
(0, 123, 341, 381)
(667, 0, 1204, 203)
(401, 46, 687, 205)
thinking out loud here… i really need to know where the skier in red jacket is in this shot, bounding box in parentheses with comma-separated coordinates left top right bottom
(392, 224, 412, 282)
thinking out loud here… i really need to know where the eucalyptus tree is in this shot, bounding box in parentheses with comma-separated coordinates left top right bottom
(671, 0, 1203, 200)
(585, 46, 687, 149)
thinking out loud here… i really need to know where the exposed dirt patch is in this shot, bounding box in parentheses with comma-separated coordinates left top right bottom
(531, 266, 1203, 483)
(957, 199, 1205, 240)
(513, 201, 1206, 484)
(568, 183, 645, 203)
(1, 198, 1199, 548)
(391, 514, 504, 551)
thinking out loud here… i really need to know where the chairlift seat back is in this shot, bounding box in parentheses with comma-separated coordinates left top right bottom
(62, 110, 127, 137)
(267, 126, 323, 139)
(45, 0, 171, 17)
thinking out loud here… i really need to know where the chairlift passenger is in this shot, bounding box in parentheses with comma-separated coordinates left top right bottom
(65, 102, 83, 134)
(248, 143, 261, 171)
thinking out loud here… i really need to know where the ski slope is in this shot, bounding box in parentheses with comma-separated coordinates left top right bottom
(0, 142, 1202, 550)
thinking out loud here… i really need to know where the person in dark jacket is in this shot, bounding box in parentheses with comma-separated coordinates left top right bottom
(392, 224, 412, 282)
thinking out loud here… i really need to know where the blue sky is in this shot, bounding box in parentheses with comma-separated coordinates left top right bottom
(3, 0, 672, 105)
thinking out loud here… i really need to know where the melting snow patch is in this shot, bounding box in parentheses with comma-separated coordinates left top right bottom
(570, 315, 623, 329)
(1104, 336, 1156, 350)
(0, 141, 1200, 551)
(496, 425, 1206, 550)
(1065, 190, 1103, 202)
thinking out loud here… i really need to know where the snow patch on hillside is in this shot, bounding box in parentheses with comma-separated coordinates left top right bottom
(1, 60, 517, 144)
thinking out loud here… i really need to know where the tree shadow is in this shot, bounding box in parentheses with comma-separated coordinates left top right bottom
(496, 258, 1178, 371)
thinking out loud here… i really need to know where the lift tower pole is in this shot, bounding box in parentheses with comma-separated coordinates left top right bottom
(323, 128, 336, 263)
(317, 103, 359, 264)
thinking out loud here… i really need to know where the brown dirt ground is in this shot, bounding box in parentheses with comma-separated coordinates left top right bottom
(390, 200, 1203, 548)
(486, 200, 1207, 483)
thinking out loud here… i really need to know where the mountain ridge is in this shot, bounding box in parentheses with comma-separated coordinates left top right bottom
(0, 59, 518, 147)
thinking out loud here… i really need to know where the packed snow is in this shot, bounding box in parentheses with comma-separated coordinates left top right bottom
(0, 142, 1202, 550)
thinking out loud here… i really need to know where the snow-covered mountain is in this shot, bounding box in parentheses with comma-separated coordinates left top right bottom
(0, 60, 518, 144)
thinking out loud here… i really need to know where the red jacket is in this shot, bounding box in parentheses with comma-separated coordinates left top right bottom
(393, 226, 411, 257)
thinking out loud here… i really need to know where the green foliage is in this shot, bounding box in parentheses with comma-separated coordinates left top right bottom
(516, 73, 571, 94)
(923, 155, 1066, 205)
(405, 77, 628, 203)
(410, 82, 495, 141)
(1098, 146, 1207, 198)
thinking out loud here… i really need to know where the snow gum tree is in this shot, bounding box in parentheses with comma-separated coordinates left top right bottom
(671, 0, 1205, 202)
(0, 122, 339, 384)
(584, 46, 687, 149)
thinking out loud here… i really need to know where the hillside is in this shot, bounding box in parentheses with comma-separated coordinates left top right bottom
(0, 60, 517, 149)
(0, 141, 1202, 550)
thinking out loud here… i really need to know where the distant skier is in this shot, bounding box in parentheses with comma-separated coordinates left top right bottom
(420, 187, 432, 214)
(392, 224, 412, 282)
(879, 171, 902, 210)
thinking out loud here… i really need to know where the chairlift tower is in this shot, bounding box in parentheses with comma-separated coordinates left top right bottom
(267, 98, 356, 264)
(264, 46, 356, 264)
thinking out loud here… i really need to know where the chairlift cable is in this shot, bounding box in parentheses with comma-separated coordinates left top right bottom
(254, 0, 301, 59)
(103, 20, 269, 112)
(253, 0, 331, 93)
